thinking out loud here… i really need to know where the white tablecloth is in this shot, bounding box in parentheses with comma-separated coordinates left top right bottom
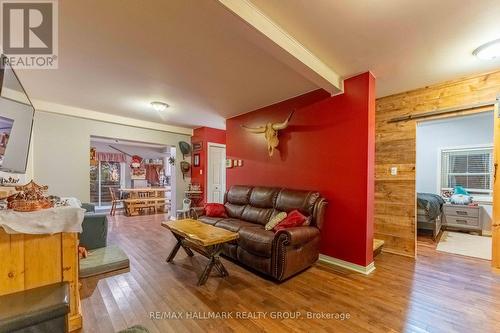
(0, 199, 85, 234)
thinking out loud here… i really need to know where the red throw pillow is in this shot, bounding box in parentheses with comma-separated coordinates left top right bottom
(273, 209, 307, 232)
(204, 203, 227, 218)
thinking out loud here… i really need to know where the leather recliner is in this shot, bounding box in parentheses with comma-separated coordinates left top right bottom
(197, 185, 327, 281)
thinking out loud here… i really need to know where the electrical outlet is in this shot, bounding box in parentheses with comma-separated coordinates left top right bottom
(390, 167, 398, 176)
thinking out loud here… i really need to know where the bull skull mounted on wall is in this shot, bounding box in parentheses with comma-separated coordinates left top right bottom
(241, 110, 295, 157)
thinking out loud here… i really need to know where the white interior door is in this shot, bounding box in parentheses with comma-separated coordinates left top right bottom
(207, 143, 226, 203)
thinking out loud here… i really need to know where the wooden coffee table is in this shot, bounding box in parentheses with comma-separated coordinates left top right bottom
(161, 219, 239, 285)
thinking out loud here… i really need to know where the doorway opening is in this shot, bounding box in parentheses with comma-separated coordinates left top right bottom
(416, 111, 494, 260)
(90, 136, 175, 217)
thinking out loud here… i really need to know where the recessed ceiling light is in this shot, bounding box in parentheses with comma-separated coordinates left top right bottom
(150, 101, 169, 111)
(473, 39, 500, 60)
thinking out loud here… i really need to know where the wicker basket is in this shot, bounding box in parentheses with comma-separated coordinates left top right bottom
(9, 199, 53, 212)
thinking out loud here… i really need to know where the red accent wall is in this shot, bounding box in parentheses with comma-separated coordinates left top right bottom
(191, 127, 226, 204)
(226, 72, 375, 267)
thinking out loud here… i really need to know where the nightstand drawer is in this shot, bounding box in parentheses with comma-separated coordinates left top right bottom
(445, 216, 479, 227)
(443, 206, 479, 218)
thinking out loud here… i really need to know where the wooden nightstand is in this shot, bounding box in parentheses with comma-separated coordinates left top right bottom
(442, 203, 482, 235)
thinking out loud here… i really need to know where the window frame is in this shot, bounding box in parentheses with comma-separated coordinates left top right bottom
(438, 144, 494, 203)
(90, 160, 126, 207)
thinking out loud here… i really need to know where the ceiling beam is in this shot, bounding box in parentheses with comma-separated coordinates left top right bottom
(217, 0, 343, 95)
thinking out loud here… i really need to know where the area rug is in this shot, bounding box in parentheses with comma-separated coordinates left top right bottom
(436, 231, 492, 260)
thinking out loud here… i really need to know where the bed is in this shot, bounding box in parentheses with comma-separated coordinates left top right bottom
(417, 193, 445, 239)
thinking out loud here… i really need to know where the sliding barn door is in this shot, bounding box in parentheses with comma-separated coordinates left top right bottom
(492, 102, 500, 270)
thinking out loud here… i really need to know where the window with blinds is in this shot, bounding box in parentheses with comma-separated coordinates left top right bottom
(440, 147, 493, 197)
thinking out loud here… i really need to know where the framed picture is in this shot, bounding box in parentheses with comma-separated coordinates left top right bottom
(226, 159, 233, 168)
(193, 153, 200, 167)
(192, 141, 203, 152)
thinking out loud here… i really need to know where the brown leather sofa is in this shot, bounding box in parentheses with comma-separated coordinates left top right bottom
(196, 185, 327, 281)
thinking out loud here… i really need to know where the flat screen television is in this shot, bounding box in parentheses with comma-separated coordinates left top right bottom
(0, 55, 35, 174)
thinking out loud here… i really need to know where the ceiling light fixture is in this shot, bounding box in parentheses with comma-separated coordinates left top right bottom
(473, 39, 500, 60)
(150, 101, 169, 111)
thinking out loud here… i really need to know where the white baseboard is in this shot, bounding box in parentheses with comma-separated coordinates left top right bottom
(319, 254, 376, 275)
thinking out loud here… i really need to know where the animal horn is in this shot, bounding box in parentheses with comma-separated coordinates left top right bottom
(241, 124, 266, 134)
(272, 110, 295, 130)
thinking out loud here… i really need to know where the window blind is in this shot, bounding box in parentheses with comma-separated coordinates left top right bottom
(440, 147, 493, 195)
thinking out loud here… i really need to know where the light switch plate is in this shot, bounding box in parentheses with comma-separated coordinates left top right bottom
(390, 167, 398, 176)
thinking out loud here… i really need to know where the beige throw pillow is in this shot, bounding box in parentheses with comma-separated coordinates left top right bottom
(265, 212, 287, 231)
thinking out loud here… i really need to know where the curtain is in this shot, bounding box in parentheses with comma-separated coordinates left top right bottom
(145, 165, 160, 185)
(96, 152, 126, 163)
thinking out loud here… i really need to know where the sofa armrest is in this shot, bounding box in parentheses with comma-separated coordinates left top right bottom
(81, 203, 95, 213)
(80, 213, 108, 250)
(276, 226, 320, 246)
(313, 198, 328, 230)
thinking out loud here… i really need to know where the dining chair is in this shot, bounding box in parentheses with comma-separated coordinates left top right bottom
(138, 191, 156, 214)
(109, 188, 123, 216)
(176, 198, 192, 219)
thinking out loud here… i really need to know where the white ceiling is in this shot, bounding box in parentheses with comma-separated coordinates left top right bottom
(249, 0, 500, 97)
(14, 0, 500, 130)
(15, 0, 316, 130)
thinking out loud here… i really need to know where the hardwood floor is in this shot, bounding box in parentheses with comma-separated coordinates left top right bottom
(78, 214, 500, 333)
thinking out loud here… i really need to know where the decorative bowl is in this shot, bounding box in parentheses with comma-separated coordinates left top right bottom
(9, 199, 53, 212)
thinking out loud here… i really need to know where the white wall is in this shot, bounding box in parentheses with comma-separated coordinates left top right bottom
(416, 111, 494, 232)
(32, 111, 191, 210)
(416, 112, 494, 193)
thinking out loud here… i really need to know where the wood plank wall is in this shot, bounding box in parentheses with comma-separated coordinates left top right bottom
(0, 231, 82, 330)
(375, 70, 500, 257)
